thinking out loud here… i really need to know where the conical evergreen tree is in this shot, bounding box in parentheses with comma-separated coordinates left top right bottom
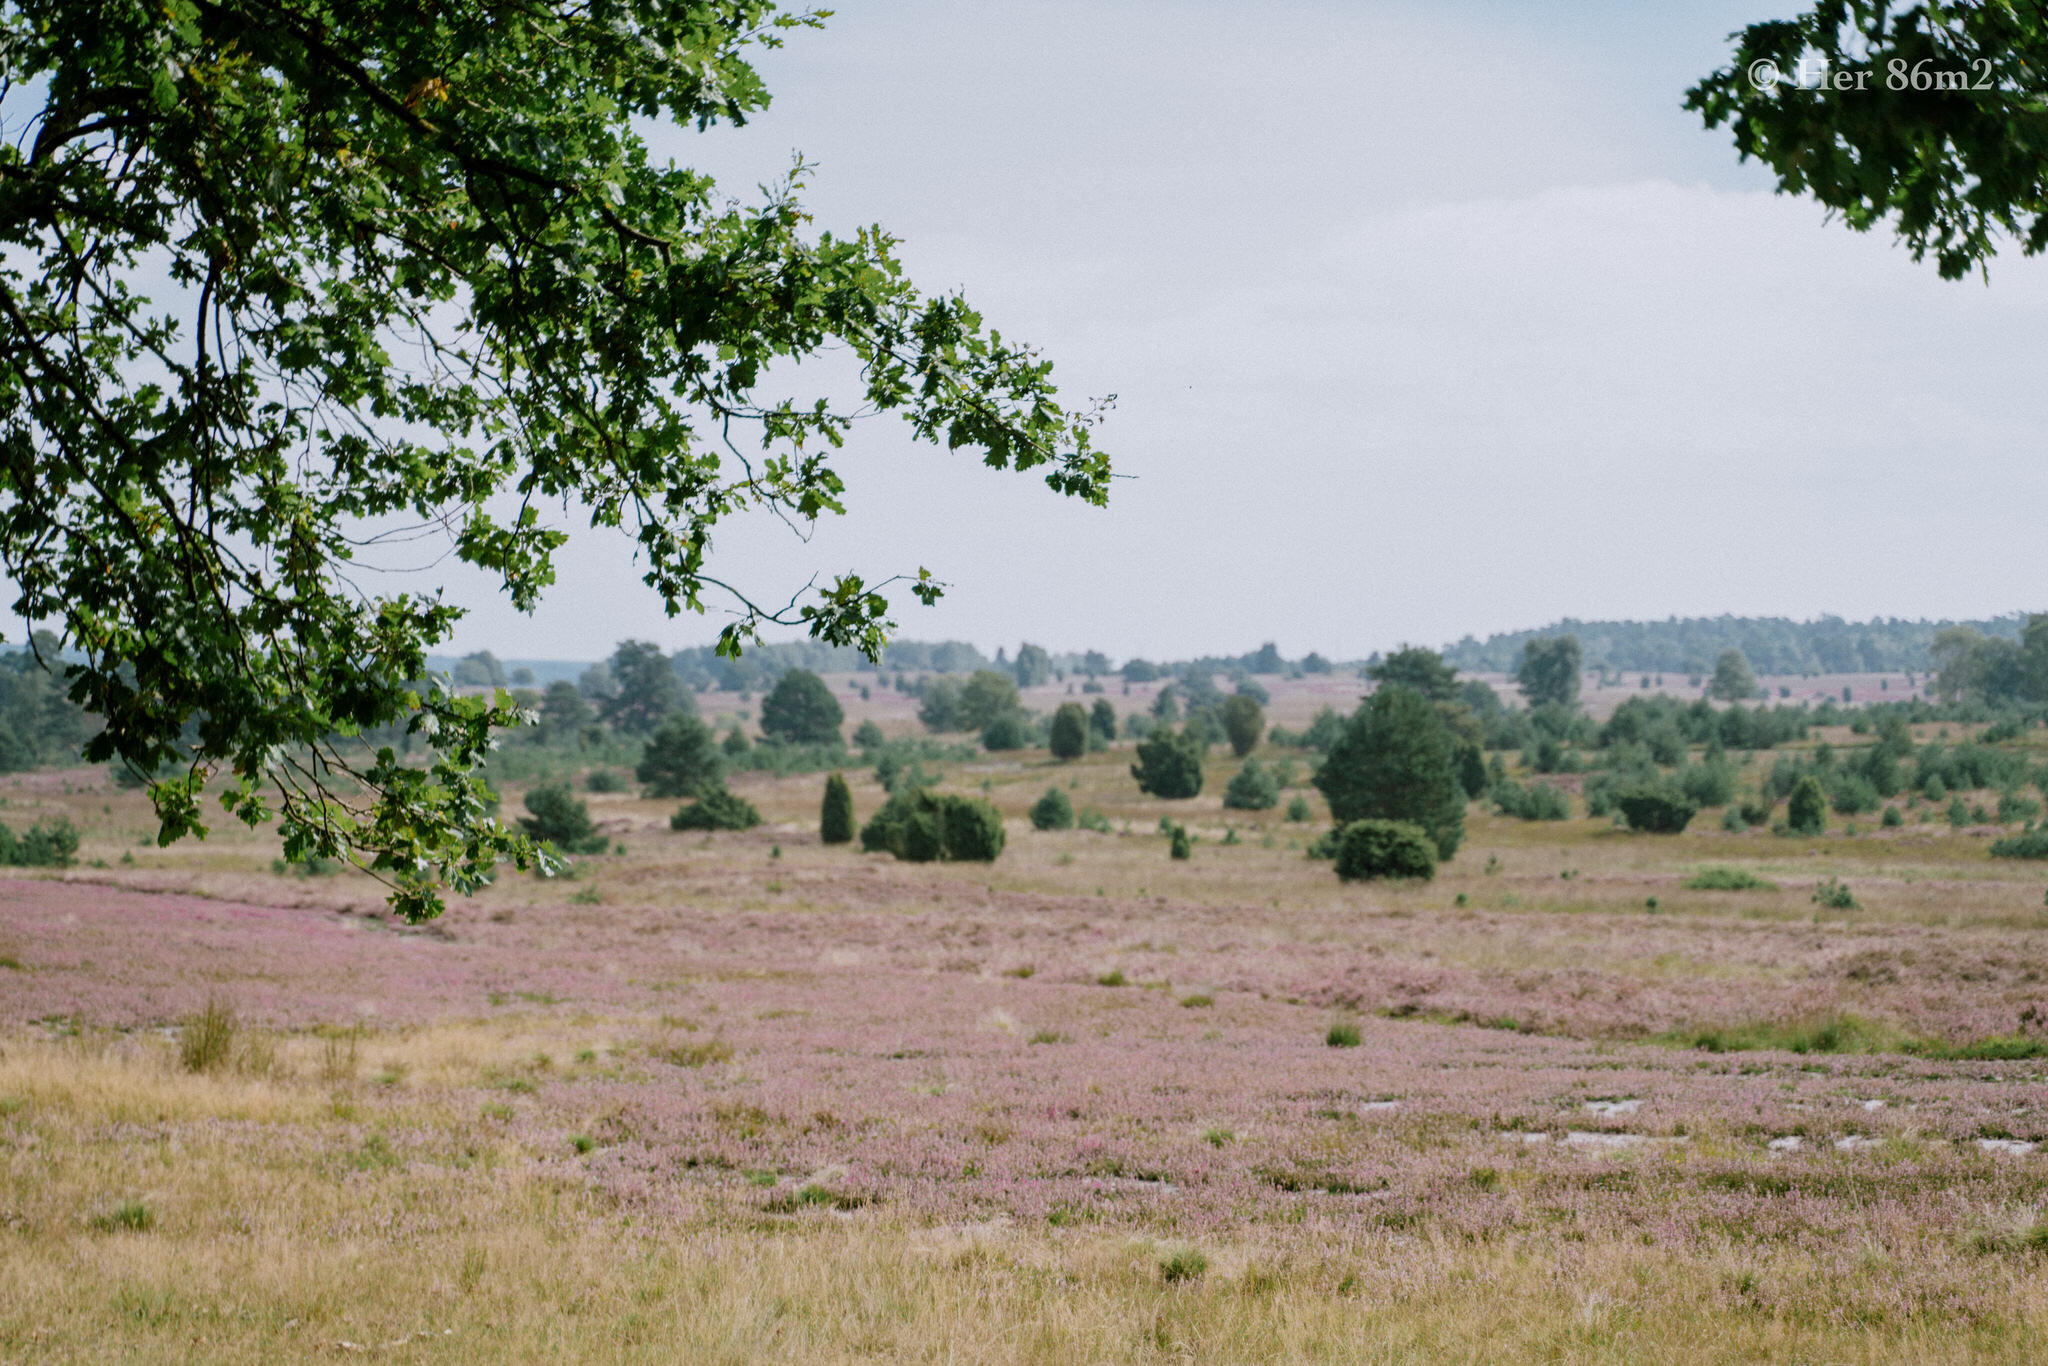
(820, 772, 855, 845)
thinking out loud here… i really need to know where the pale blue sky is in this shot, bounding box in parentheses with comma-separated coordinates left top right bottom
(328, 4, 2048, 661)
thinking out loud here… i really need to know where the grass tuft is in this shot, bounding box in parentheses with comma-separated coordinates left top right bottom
(1671, 1012, 1906, 1056)
(1681, 866, 1779, 892)
(90, 1200, 154, 1233)
(178, 997, 239, 1074)
(655, 1036, 734, 1068)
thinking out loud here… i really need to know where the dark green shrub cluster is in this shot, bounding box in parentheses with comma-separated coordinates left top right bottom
(1048, 703, 1089, 760)
(519, 782, 609, 854)
(1168, 823, 1191, 860)
(1614, 787, 1698, 834)
(1089, 699, 1118, 744)
(943, 796, 1007, 860)
(1675, 759, 1737, 808)
(1597, 694, 1810, 753)
(860, 790, 1006, 862)
(1515, 635, 1582, 710)
(1998, 793, 2043, 825)
(1221, 694, 1264, 758)
(1132, 728, 1205, 799)
(636, 712, 722, 798)
(669, 788, 762, 831)
(584, 767, 625, 793)
(1786, 775, 1828, 835)
(1297, 707, 1343, 753)
(1030, 787, 1075, 830)
(1827, 774, 1881, 815)
(1492, 780, 1569, 821)
(1332, 819, 1437, 881)
(759, 669, 844, 746)
(1284, 794, 1312, 822)
(1522, 734, 1583, 775)
(1681, 866, 1778, 891)
(1916, 739, 2031, 795)
(980, 712, 1033, 752)
(820, 773, 855, 845)
(0, 815, 79, 867)
(1313, 687, 1465, 858)
(1222, 758, 1280, 811)
(1990, 828, 2048, 859)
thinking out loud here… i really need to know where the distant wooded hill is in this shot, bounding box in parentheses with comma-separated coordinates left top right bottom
(1440, 616, 2027, 676)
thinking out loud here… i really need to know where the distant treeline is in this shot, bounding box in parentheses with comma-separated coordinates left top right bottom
(1440, 616, 2027, 677)
(438, 639, 1339, 695)
(671, 639, 997, 690)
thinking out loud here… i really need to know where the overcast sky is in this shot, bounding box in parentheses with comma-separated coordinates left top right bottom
(427, 1, 2048, 663)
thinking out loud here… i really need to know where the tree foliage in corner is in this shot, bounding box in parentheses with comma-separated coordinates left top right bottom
(1690, 1, 2048, 281)
(0, 1, 1110, 920)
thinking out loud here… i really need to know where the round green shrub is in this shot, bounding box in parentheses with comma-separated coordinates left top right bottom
(1048, 702, 1089, 760)
(668, 787, 761, 832)
(1030, 786, 1075, 831)
(980, 711, 1032, 752)
(1333, 819, 1437, 882)
(759, 668, 844, 746)
(520, 781, 609, 854)
(1493, 780, 1570, 821)
(941, 795, 1007, 861)
(636, 712, 722, 799)
(1615, 787, 1699, 835)
(1222, 758, 1279, 811)
(1131, 727, 1205, 799)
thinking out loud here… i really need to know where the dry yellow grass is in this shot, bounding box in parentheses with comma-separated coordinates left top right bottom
(7, 1022, 2048, 1364)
